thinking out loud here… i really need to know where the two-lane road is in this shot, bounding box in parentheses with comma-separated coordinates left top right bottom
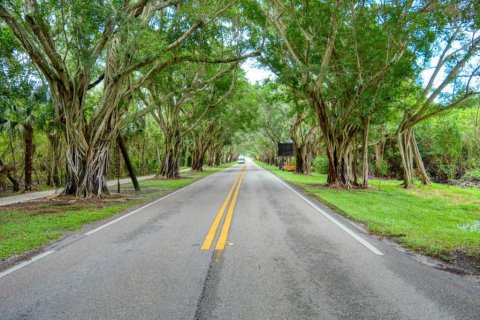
(1, 163, 479, 319)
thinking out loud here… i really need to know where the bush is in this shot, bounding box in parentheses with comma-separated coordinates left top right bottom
(453, 168, 480, 188)
(314, 156, 328, 174)
(461, 168, 480, 182)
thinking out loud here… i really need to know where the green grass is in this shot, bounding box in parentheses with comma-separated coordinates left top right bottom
(257, 162, 480, 262)
(0, 163, 234, 261)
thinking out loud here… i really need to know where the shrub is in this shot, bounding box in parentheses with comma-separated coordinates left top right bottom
(461, 168, 480, 182)
(314, 156, 328, 174)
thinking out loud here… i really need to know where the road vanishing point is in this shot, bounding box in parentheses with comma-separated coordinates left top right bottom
(1, 162, 479, 319)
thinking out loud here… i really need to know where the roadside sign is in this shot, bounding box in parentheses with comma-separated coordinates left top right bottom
(277, 143, 294, 156)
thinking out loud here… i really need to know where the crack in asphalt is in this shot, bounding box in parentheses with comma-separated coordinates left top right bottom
(193, 250, 224, 320)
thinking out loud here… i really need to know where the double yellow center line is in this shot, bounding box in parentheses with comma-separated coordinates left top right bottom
(201, 165, 246, 251)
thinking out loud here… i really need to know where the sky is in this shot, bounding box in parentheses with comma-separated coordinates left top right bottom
(242, 58, 275, 84)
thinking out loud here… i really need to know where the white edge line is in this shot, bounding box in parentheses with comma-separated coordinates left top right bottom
(30, 250, 55, 261)
(0, 250, 54, 279)
(262, 165, 384, 256)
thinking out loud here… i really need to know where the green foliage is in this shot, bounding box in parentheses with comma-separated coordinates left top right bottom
(313, 156, 328, 175)
(461, 169, 480, 181)
(414, 107, 480, 182)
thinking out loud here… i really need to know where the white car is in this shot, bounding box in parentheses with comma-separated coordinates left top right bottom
(238, 157, 245, 164)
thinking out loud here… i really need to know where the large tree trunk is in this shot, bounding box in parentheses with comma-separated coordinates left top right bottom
(63, 144, 110, 197)
(191, 143, 206, 171)
(213, 146, 222, 166)
(159, 132, 181, 179)
(398, 128, 431, 188)
(323, 135, 357, 188)
(311, 94, 359, 188)
(24, 124, 34, 191)
(294, 147, 304, 174)
(191, 150, 205, 171)
(294, 144, 310, 174)
(117, 136, 140, 191)
(191, 135, 209, 171)
(411, 132, 431, 185)
(207, 150, 214, 167)
(59, 62, 126, 197)
(49, 82, 110, 197)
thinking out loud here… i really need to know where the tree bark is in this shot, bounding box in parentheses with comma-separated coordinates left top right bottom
(63, 144, 110, 197)
(24, 124, 34, 191)
(207, 150, 214, 167)
(353, 148, 360, 186)
(398, 128, 431, 188)
(398, 129, 414, 188)
(48, 134, 62, 187)
(311, 93, 359, 187)
(0, 159, 19, 192)
(322, 133, 358, 188)
(8, 173, 19, 192)
(411, 132, 431, 185)
(183, 143, 190, 168)
(159, 130, 181, 179)
(374, 139, 385, 177)
(115, 142, 121, 193)
(9, 138, 17, 185)
(326, 140, 357, 188)
(117, 135, 140, 191)
(294, 147, 304, 174)
(191, 127, 215, 171)
(362, 118, 370, 188)
(213, 146, 222, 166)
(291, 113, 317, 175)
(191, 140, 207, 171)
(294, 144, 310, 174)
(191, 149, 205, 171)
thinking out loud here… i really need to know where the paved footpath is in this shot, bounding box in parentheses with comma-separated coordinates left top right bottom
(0, 163, 479, 319)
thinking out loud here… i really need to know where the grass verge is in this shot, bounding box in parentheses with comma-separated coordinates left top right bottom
(257, 161, 480, 272)
(0, 164, 233, 262)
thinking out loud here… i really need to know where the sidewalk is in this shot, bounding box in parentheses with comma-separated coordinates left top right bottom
(0, 169, 190, 207)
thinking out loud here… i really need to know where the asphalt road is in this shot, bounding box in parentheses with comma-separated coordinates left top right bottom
(1, 162, 479, 319)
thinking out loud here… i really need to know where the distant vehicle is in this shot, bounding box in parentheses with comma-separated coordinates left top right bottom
(238, 156, 245, 164)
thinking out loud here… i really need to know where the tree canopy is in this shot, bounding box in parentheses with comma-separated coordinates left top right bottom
(0, 0, 479, 196)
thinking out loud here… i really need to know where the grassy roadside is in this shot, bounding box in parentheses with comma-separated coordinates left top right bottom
(257, 161, 480, 271)
(0, 164, 233, 262)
